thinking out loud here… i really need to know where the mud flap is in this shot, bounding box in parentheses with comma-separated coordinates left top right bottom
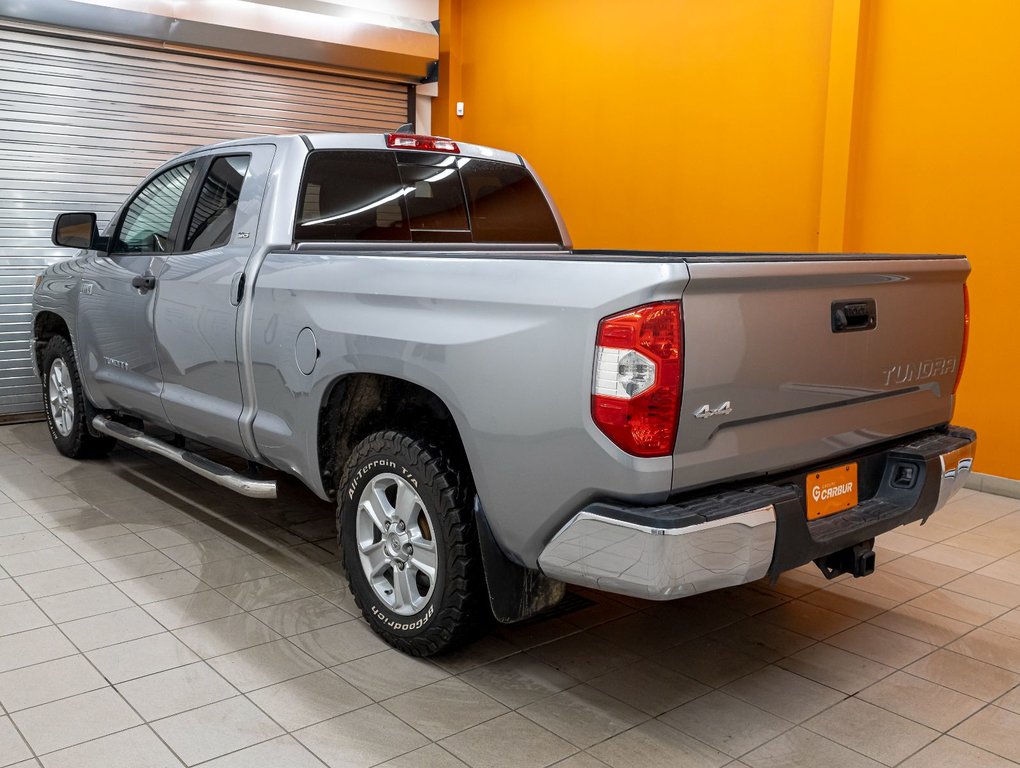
(474, 498, 566, 624)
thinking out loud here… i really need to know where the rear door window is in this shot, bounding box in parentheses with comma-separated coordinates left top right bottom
(296, 151, 410, 242)
(183, 155, 250, 251)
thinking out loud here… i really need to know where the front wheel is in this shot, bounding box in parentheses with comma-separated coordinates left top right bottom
(41, 336, 115, 459)
(338, 430, 485, 656)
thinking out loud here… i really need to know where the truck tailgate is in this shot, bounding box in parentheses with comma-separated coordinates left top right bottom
(674, 255, 969, 490)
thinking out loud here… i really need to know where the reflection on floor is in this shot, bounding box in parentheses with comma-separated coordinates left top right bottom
(0, 421, 1019, 767)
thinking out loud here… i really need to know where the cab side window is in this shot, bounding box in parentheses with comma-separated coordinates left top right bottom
(112, 162, 195, 254)
(184, 156, 250, 251)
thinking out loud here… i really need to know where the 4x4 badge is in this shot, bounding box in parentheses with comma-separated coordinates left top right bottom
(694, 401, 733, 419)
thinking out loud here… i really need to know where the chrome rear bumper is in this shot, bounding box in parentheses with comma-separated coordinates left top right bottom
(537, 506, 776, 600)
(538, 426, 975, 600)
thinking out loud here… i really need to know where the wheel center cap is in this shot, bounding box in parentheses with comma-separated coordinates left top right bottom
(385, 531, 409, 560)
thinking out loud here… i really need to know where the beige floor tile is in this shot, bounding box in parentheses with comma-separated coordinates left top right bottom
(776, 643, 894, 695)
(142, 590, 243, 630)
(86, 632, 200, 683)
(137, 522, 221, 549)
(899, 520, 960, 544)
(12, 687, 142, 755)
(0, 516, 46, 538)
(162, 538, 247, 568)
(0, 601, 50, 637)
(985, 608, 1020, 640)
(978, 559, 1020, 587)
(116, 569, 207, 604)
(588, 718, 728, 768)
(950, 706, 1020, 762)
(741, 726, 885, 768)
(68, 533, 154, 563)
(827, 623, 935, 668)
(440, 711, 577, 768)
(804, 698, 938, 766)
(334, 648, 448, 701)
(172, 613, 280, 659)
(152, 695, 284, 765)
(519, 684, 646, 749)
(295, 704, 429, 768)
(51, 522, 131, 546)
(868, 604, 972, 646)
(15, 563, 107, 598)
(0, 654, 107, 712)
(462, 652, 579, 710)
(206, 638, 321, 692)
(250, 595, 350, 636)
(942, 531, 1019, 559)
(660, 635, 768, 688)
(376, 743, 469, 768)
(247, 669, 370, 731)
(840, 570, 934, 604)
(382, 677, 508, 740)
(948, 627, 1020, 672)
(757, 600, 859, 641)
(906, 649, 1020, 701)
(767, 570, 829, 599)
(660, 690, 790, 758)
(586, 658, 708, 716)
(525, 633, 640, 683)
(35, 584, 134, 623)
(116, 661, 236, 721)
(857, 671, 984, 730)
(0, 545, 84, 577)
(883, 555, 969, 587)
(59, 606, 165, 652)
(911, 542, 998, 571)
(0, 716, 33, 767)
(217, 574, 313, 610)
(289, 620, 391, 667)
(708, 618, 815, 663)
(549, 754, 611, 768)
(0, 626, 77, 674)
(590, 612, 698, 654)
(907, 587, 1008, 625)
(185, 554, 281, 588)
(945, 573, 1020, 608)
(431, 635, 519, 675)
(875, 530, 931, 555)
(0, 578, 28, 606)
(899, 734, 1018, 768)
(800, 583, 898, 620)
(722, 665, 844, 723)
(39, 725, 184, 768)
(0, 530, 62, 558)
(91, 551, 179, 582)
(996, 684, 1020, 714)
(495, 616, 581, 652)
(197, 735, 327, 768)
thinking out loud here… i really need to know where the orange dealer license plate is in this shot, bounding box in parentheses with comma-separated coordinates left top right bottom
(806, 463, 858, 520)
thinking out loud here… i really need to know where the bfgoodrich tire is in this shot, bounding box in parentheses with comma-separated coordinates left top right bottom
(338, 430, 485, 656)
(40, 336, 115, 459)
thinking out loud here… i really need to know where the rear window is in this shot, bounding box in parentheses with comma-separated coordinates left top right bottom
(295, 150, 561, 245)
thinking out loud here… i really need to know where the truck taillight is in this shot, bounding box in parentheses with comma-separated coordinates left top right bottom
(954, 284, 969, 395)
(385, 133, 459, 153)
(592, 302, 682, 457)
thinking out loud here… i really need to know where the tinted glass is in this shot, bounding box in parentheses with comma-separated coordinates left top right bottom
(114, 162, 195, 253)
(296, 151, 410, 241)
(185, 155, 250, 251)
(461, 159, 562, 244)
(397, 161, 469, 233)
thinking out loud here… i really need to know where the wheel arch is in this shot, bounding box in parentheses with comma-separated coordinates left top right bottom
(33, 311, 71, 374)
(316, 372, 473, 500)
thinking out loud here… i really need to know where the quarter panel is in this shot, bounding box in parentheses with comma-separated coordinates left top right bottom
(248, 251, 690, 565)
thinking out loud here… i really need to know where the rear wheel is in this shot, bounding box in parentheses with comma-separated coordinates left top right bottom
(41, 336, 115, 459)
(338, 430, 485, 656)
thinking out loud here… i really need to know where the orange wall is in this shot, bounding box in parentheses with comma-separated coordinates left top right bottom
(436, 1, 1020, 480)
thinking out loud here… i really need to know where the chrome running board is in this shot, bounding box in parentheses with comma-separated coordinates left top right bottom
(91, 416, 277, 499)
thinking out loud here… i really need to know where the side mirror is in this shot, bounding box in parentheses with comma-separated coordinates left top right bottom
(52, 212, 103, 250)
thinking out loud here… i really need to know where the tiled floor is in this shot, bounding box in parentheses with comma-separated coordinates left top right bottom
(0, 421, 1019, 768)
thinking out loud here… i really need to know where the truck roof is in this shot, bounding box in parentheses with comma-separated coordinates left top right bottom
(176, 132, 522, 166)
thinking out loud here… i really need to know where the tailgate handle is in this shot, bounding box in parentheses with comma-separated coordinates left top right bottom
(831, 299, 876, 333)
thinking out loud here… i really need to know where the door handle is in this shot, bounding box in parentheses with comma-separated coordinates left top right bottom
(131, 274, 156, 293)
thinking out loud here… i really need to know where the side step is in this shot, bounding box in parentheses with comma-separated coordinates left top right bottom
(91, 416, 277, 499)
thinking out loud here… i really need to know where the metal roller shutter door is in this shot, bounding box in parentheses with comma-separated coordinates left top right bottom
(0, 25, 410, 416)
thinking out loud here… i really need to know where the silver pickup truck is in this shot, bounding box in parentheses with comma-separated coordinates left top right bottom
(33, 132, 976, 656)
